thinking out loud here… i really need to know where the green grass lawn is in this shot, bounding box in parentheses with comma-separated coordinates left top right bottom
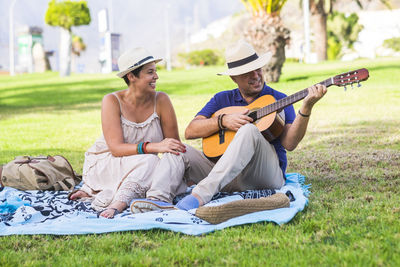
(0, 57, 399, 266)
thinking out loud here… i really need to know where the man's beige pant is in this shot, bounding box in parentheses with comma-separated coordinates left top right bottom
(147, 124, 285, 204)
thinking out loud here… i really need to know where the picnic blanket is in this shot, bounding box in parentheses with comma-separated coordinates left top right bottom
(0, 173, 310, 236)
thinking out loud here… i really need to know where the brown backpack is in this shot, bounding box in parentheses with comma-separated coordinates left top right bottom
(0, 155, 81, 191)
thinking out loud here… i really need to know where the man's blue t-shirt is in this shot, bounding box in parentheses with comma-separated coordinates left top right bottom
(197, 83, 296, 176)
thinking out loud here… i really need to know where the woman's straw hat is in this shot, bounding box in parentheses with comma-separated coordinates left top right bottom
(218, 40, 271, 76)
(116, 47, 162, 78)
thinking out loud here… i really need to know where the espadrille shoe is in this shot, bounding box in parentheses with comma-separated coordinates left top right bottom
(130, 199, 176, 214)
(195, 193, 290, 224)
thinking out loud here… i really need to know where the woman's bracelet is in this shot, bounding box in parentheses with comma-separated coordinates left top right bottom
(142, 142, 149, 154)
(137, 142, 144, 154)
(298, 110, 310, 118)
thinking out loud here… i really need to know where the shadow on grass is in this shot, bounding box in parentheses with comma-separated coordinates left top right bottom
(0, 78, 121, 120)
(1, 79, 117, 106)
(283, 76, 310, 82)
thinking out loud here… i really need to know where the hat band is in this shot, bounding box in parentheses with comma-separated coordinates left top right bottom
(227, 53, 258, 69)
(128, 56, 154, 69)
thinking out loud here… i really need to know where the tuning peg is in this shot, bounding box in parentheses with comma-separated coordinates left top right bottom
(357, 82, 361, 88)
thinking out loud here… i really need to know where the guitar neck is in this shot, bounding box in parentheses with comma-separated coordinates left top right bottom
(254, 78, 333, 119)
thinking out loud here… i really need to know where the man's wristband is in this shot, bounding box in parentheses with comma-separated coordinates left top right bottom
(298, 110, 310, 117)
(217, 114, 226, 130)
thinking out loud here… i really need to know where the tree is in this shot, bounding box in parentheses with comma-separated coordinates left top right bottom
(305, 0, 392, 61)
(45, 0, 91, 76)
(240, 0, 290, 83)
(327, 12, 363, 60)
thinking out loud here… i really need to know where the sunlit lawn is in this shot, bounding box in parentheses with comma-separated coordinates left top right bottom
(0, 57, 399, 266)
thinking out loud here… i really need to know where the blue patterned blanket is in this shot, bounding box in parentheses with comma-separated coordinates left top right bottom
(0, 173, 309, 236)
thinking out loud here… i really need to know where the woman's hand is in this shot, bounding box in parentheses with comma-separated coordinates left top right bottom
(147, 138, 186, 155)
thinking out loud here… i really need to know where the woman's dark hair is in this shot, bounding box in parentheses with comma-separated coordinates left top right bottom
(122, 65, 144, 86)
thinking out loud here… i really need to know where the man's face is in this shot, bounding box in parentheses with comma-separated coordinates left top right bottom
(231, 68, 264, 98)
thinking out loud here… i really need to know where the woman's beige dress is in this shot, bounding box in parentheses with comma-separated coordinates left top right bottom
(80, 92, 163, 211)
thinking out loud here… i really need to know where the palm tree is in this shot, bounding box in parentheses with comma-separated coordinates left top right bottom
(240, 0, 290, 83)
(306, 0, 392, 61)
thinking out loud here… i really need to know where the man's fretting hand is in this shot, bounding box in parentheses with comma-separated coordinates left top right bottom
(301, 84, 327, 114)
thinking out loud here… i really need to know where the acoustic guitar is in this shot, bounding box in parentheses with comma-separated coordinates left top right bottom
(202, 68, 370, 160)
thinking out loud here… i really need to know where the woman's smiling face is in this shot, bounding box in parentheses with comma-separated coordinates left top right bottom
(135, 62, 159, 90)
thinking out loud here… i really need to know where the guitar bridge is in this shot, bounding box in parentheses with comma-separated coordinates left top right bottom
(218, 129, 225, 144)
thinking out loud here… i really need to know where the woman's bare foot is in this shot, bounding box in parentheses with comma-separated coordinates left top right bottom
(99, 201, 127, 219)
(69, 190, 90, 200)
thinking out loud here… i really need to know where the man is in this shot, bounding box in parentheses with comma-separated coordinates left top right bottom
(131, 40, 326, 212)
(175, 40, 327, 210)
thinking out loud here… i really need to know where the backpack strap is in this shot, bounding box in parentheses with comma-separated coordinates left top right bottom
(74, 171, 83, 181)
(54, 180, 71, 191)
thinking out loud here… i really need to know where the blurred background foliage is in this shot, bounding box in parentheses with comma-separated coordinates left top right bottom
(178, 49, 224, 66)
(383, 37, 400, 51)
(327, 11, 363, 60)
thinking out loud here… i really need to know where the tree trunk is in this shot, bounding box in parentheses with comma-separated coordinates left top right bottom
(59, 28, 72, 77)
(310, 0, 328, 61)
(243, 15, 290, 83)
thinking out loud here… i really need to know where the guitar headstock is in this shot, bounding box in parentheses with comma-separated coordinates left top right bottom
(332, 68, 369, 89)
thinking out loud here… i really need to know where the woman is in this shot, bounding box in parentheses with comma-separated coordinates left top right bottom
(69, 47, 186, 218)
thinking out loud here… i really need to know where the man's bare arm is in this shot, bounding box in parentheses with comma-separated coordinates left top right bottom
(280, 84, 327, 151)
(185, 110, 253, 139)
(185, 115, 219, 139)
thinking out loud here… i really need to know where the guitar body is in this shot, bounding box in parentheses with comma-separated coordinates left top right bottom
(202, 95, 285, 159)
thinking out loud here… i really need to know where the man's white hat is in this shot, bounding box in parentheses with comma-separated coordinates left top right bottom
(218, 40, 271, 76)
(116, 47, 162, 78)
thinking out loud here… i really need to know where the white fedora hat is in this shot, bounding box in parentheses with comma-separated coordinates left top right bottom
(116, 47, 162, 78)
(218, 41, 271, 76)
